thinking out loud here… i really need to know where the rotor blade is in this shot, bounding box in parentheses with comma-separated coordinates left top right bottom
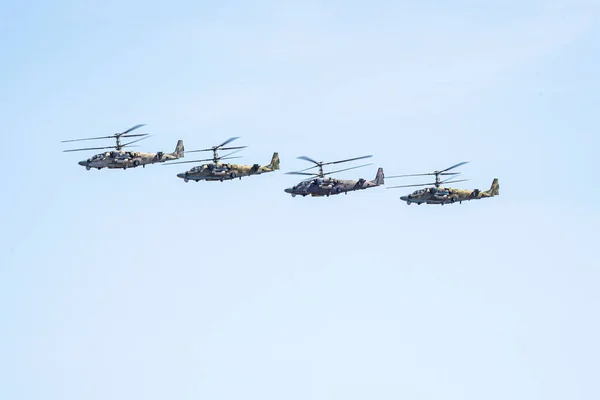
(285, 171, 317, 176)
(386, 182, 436, 189)
(63, 145, 116, 152)
(216, 149, 243, 159)
(219, 146, 247, 151)
(386, 173, 434, 179)
(439, 161, 469, 173)
(440, 174, 461, 184)
(61, 135, 117, 143)
(439, 179, 469, 185)
(186, 145, 247, 154)
(122, 135, 151, 147)
(321, 155, 373, 166)
(297, 165, 321, 172)
(322, 163, 373, 176)
(439, 172, 460, 176)
(217, 137, 240, 148)
(120, 133, 149, 138)
(217, 156, 242, 161)
(161, 158, 215, 165)
(118, 124, 146, 136)
(297, 156, 321, 165)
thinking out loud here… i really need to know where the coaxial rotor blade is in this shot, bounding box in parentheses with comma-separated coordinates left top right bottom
(217, 137, 240, 148)
(439, 179, 469, 185)
(322, 163, 373, 176)
(285, 171, 317, 176)
(217, 156, 242, 161)
(321, 155, 373, 166)
(386, 173, 434, 178)
(297, 165, 321, 172)
(439, 161, 469, 173)
(186, 145, 247, 154)
(219, 146, 246, 151)
(120, 133, 150, 138)
(61, 136, 117, 143)
(162, 158, 215, 165)
(216, 149, 243, 159)
(386, 182, 436, 189)
(122, 135, 151, 147)
(63, 145, 117, 152)
(297, 156, 321, 165)
(117, 124, 146, 136)
(440, 174, 461, 184)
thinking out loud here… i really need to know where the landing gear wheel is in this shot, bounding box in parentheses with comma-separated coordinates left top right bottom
(229, 172, 236, 179)
(184, 178, 189, 182)
(407, 200, 411, 205)
(86, 166, 91, 170)
(133, 160, 140, 167)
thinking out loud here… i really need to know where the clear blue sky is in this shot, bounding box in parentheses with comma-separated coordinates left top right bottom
(2, 1, 599, 399)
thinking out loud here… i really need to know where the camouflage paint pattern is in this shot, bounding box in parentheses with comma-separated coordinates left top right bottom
(177, 152, 280, 182)
(284, 168, 384, 197)
(400, 178, 499, 205)
(78, 140, 184, 170)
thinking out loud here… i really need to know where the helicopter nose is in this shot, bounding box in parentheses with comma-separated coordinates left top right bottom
(177, 173, 186, 179)
(400, 196, 408, 201)
(78, 161, 87, 166)
(284, 188, 293, 194)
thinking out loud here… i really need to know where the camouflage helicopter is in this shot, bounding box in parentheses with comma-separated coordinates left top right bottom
(386, 161, 499, 205)
(62, 124, 184, 170)
(284, 155, 384, 197)
(166, 137, 280, 182)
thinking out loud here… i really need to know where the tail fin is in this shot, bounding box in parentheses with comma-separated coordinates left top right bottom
(174, 140, 184, 158)
(488, 178, 499, 196)
(371, 167, 384, 185)
(267, 152, 280, 170)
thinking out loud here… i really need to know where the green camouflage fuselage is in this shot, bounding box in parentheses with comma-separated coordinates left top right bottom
(400, 178, 499, 205)
(177, 152, 280, 182)
(79, 140, 184, 170)
(284, 168, 384, 197)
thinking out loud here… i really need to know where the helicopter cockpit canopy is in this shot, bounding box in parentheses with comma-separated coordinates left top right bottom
(90, 153, 106, 161)
(412, 189, 426, 195)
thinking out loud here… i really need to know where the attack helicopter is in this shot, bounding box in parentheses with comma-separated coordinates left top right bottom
(62, 124, 184, 170)
(166, 137, 280, 182)
(284, 155, 384, 197)
(386, 161, 499, 205)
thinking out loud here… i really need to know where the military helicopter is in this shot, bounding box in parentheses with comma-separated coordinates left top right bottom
(62, 124, 184, 170)
(284, 155, 384, 197)
(386, 161, 499, 205)
(166, 137, 280, 182)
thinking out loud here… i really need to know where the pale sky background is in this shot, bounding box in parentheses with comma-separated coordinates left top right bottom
(1, 1, 599, 399)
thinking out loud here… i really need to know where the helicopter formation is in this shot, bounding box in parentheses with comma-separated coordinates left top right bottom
(61, 124, 499, 205)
